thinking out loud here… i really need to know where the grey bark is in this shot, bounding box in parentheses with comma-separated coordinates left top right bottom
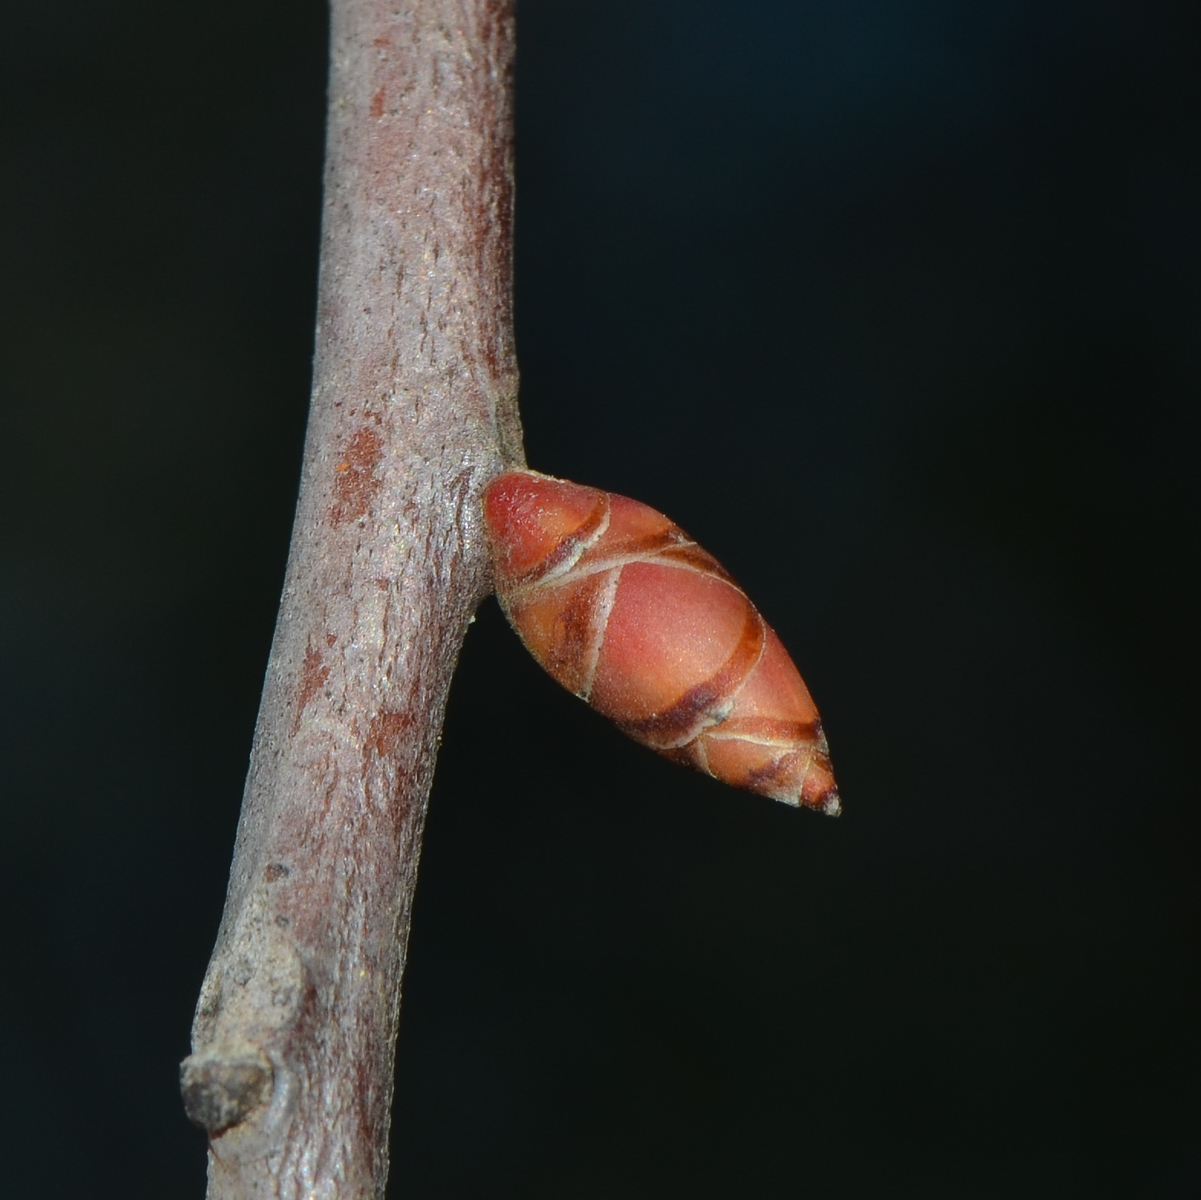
(180, 1, 522, 1195)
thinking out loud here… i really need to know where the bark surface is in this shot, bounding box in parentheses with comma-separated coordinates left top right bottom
(180, 2, 522, 1195)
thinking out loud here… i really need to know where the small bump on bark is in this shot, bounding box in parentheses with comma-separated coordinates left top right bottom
(179, 1046, 274, 1135)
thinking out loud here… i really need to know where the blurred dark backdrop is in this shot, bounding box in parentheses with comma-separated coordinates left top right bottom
(2, 1, 1197, 1195)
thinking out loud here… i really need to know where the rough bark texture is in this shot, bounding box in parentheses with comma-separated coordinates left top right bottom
(180, 2, 522, 1196)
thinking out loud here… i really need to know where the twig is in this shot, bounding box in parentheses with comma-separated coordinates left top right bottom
(179, 2, 522, 1195)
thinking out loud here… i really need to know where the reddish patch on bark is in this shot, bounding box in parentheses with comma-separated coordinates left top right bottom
(294, 642, 330, 733)
(330, 427, 384, 527)
(370, 87, 386, 119)
(372, 36, 390, 47)
(364, 711, 413, 761)
(325, 633, 337, 648)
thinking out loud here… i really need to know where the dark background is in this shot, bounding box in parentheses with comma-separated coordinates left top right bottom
(2, 1, 1197, 1195)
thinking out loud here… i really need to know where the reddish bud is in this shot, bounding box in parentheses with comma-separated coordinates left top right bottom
(483, 470, 840, 815)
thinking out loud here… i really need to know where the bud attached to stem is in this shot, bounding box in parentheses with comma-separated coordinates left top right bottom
(483, 470, 840, 815)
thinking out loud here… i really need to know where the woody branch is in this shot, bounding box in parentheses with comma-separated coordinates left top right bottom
(179, 1, 522, 1196)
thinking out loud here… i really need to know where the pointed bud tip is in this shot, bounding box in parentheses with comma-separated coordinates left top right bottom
(779, 786, 841, 816)
(819, 788, 842, 817)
